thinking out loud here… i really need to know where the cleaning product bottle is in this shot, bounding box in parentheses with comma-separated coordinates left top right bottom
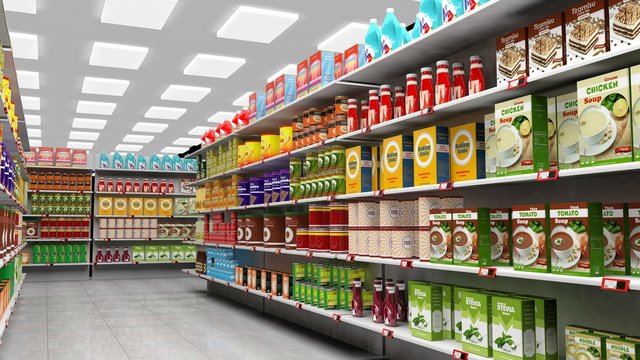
(99, 153, 110, 169)
(111, 152, 124, 169)
(364, 18, 382, 63)
(400, 23, 412, 45)
(162, 154, 173, 171)
(125, 153, 136, 170)
(413, 0, 442, 39)
(441, 0, 463, 24)
(150, 153, 161, 170)
(172, 156, 183, 171)
(351, 278, 363, 317)
(381, 8, 402, 55)
(372, 277, 384, 323)
(137, 154, 147, 170)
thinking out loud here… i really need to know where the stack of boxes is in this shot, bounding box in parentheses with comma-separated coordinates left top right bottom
(31, 244, 87, 264)
(206, 248, 237, 282)
(291, 262, 369, 310)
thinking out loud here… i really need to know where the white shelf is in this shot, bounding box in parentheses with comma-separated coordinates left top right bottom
(0, 183, 27, 214)
(0, 243, 26, 269)
(93, 215, 201, 219)
(94, 260, 194, 266)
(28, 189, 91, 194)
(24, 214, 90, 218)
(25, 238, 91, 242)
(27, 166, 92, 172)
(23, 262, 91, 267)
(94, 191, 194, 197)
(0, 274, 26, 342)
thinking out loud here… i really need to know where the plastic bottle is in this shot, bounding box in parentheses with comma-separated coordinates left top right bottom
(99, 153, 110, 169)
(351, 278, 363, 317)
(368, 89, 380, 127)
(115, 178, 124, 193)
(150, 153, 162, 170)
(162, 154, 173, 171)
(452, 62, 466, 100)
(167, 181, 174, 193)
(142, 179, 150, 193)
(122, 247, 131, 262)
(137, 154, 147, 170)
(442, 0, 463, 24)
(396, 280, 407, 322)
(112, 152, 124, 169)
(113, 247, 121, 262)
(125, 153, 136, 170)
(435, 60, 451, 106)
(406, 73, 419, 114)
(372, 277, 384, 323)
(95, 248, 104, 263)
(105, 248, 113, 263)
(159, 180, 167, 194)
(133, 180, 141, 193)
(413, 0, 442, 39)
(106, 179, 114, 192)
(360, 100, 369, 129)
(347, 99, 359, 132)
(468, 55, 485, 95)
(364, 19, 382, 63)
(400, 23, 412, 45)
(420, 67, 435, 110)
(394, 86, 406, 118)
(97, 178, 105, 192)
(151, 180, 159, 193)
(379, 85, 392, 122)
(384, 282, 397, 327)
(381, 8, 403, 55)
(125, 179, 132, 193)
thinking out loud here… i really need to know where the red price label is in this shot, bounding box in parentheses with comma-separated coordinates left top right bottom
(266, 294, 273, 300)
(374, 189, 385, 198)
(381, 328, 394, 339)
(332, 314, 342, 322)
(536, 170, 559, 181)
(361, 126, 371, 134)
(478, 267, 497, 278)
(452, 349, 469, 360)
(421, 106, 434, 116)
(508, 75, 528, 89)
(244, 287, 249, 293)
(274, 249, 282, 255)
(345, 254, 356, 263)
(601, 278, 630, 292)
(400, 260, 413, 268)
(295, 302, 303, 310)
(438, 182, 454, 191)
(306, 251, 314, 258)
(251, 247, 257, 252)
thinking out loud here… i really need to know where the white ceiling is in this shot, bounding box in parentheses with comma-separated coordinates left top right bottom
(4, 0, 421, 156)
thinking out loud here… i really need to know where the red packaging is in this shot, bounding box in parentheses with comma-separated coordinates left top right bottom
(124, 179, 132, 193)
(330, 231, 348, 252)
(36, 147, 54, 166)
(468, 55, 485, 95)
(133, 180, 141, 193)
(420, 67, 434, 110)
(71, 150, 88, 167)
(329, 203, 349, 227)
(296, 59, 309, 99)
(265, 81, 275, 113)
(55, 148, 72, 167)
(452, 62, 466, 100)
(347, 99, 359, 132)
(248, 92, 257, 121)
(360, 100, 369, 129)
(379, 85, 392, 122)
(435, 60, 451, 106)
(394, 86, 405, 118)
(368, 90, 380, 127)
(334, 52, 343, 79)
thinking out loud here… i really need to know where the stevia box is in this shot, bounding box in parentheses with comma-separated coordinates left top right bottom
(496, 28, 528, 86)
(512, 204, 550, 273)
(451, 208, 491, 267)
(631, 65, 640, 161)
(429, 209, 453, 265)
(495, 95, 549, 176)
(556, 92, 580, 169)
(528, 13, 565, 76)
(491, 208, 512, 266)
(460, 290, 493, 357)
(577, 68, 633, 166)
(491, 295, 536, 360)
(408, 281, 443, 341)
(520, 296, 558, 360)
(564, 0, 609, 64)
(603, 203, 629, 276)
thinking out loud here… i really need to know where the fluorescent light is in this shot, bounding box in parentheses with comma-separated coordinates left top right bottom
(317, 22, 369, 53)
(69, 131, 100, 141)
(9, 32, 38, 60)
(101, 0, 177, 30)
(232, 92, 252, 107)
(183, 54, 245, 79)
(30, 139, 42, 147)
(123, 134, 154, 143)
(145, 106, 186, 120)
(3, 0, 36, 13)
(27, 128, 41, 138)
(160, 146, 187, 154)
(67, 141, 94, 150)
(16, 71, 39, 89)
(89, 42, 148, 70)
(116, 144, 143, 152)
(82, 77, 130, 96)
(173, 137, 201, 146)
(161, 85, 210, 103)
(76, 100, 117, 115)
(132, 122, 168, 133)
(208, 111, 235, 123)
(73, 118, 107, 130)
(25, 114, 41, 126)
(22, 96, 40, 110)
(188, 126, 210, 136)
(217, 6, 298, 44)
(267, 64, 296, 82)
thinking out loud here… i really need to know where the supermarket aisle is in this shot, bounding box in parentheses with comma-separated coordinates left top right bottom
(0, 277, 379, 360)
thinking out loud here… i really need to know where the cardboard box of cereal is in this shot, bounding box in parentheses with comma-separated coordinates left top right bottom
(495, 95, 549, 176)
(408, 281, 443, 341)
(512, 204, 550, 273)
(451, 208, 491, 267)
(450, 122, 485, 181)
(297, 59, 309, 99)
(497, 28, 528, 86)
(265, 81, 275, 115)
(609, 0, 640, 49)
(578, 68, 633, 166)
(381, 135, 413, 190)
(631, 64, 640, 160)
(491, 208, 512, 266)
(565, 0, 609, 63)
(430, 209, 453, 264)
(548, 97, 558, 169)
(556, 92, 580, 169)
(413, 126, 450, 186)
(603, 203, 629, 275)
(460, 290, 493, 357)
(628, 202, 640, 276)
(346, 146, 373, 194)
(528, 13, 565, 75)
(485, 113, 497, 178)
(491, 295, 536, 360)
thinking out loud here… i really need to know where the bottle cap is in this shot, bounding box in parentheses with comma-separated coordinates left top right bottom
(386, 8, 394, 13)
(420, 67, 433, 73)
(370, 18, 377, 24)
(436, 60, 449, 66)
(470, 55, 482, 61)
(406, 73, 417, 78)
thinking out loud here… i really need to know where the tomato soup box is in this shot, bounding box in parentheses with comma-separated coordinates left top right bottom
(450, 122, 485, 181)
(495, 95, 549, 176)
(381, 134, 413, 190)
(460, 290, 493, 357)
(603, 203, 629, 276)
(528, 13, 565, 76)
(578, 68, 633, 166)
(309, 51, 334, 93)
(265, 81, 275, 115)
(610, 0, 640, 48)
(296, 59, 309, 99)
(491, 295, 536, 360)
(629, 202, 640, 276)
(346, 145, 374, 194)
(631, 64, 640, 160)
(344, 44, 366, 76)
(491, 209, 512, 266)
(548, 97, 558, 169)
(430, 209, 453, 265)
(496, 28, 528, 86)
(565, 0, 609, 63)
(413, 126, 450, 186)
(512, 204, 550, 273)
(607, 338, 640, 360)
(408, 281, 443, 341)
(556, 92, 580, 169)
(452, 208, 491, 267)
(275, 74, 295, 110)
(485, 113, 497, 178)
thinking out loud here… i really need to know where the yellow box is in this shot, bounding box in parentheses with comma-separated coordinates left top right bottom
(260, 134, 279, 160)
(144, 198, 158, 216)
(113, 197, 128, 216)
(381, 135, 413, 190)
(346, 146, 374, 194)
(158, 198, 173, 216)
(97, 197, 113, 215)
(129, 198, 143, 216)
(450, 122, 485, 181)
(413, 126, 450, 186)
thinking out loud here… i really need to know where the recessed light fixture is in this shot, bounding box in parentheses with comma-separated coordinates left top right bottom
(123, 134, 154, 143)
(317, 22, 369, 53)
(232, 92, 252, 107)
(145, 106, 186, 120)
(132, 122, 168, 133)
(217, 6, 299, 44)
(73, 118, 107, 130)
(22, 96, 40, 110)
(9, 32, 38, 59)
(27, 128, 41, 138)
(82, 77, 130, 96)
(208, 111, 235, 123)
(267, 64, 296, 82)
(101, 0, 177, 30)
(183, 54, 246, 79)
(188, 126, 210, 136)
(89, 42, 148, 70)
(25, 114, 41, 126)
(173, 137, 201, 146)
(116, 144, 143, 152)
(3, 0, 36, 14)
(16, 70, 39, 89)
(161, 85, 210, 103)
(67, 141, 94, 150)
(76, 100, 117, 115)
(30, 139, 42, 147)
(69, 131, 100, 141)
(160, 146, 188, 154)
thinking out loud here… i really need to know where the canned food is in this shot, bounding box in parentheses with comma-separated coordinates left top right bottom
(334, 96, 348, 115)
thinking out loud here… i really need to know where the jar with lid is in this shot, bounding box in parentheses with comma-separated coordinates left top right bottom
(420, 67, 434, 110)
(435, 60, 451, 106)
(468, 55, 485, 95)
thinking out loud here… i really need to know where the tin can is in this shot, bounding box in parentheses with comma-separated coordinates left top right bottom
(316, 128, 328, 142)
(289, 158, 302, 178)
(330, 145, 345, 169)
(330, 230, 349, 252)
(290, 180, 301, 199)
(263, 210, 285, 248)
(332, 172, 346, 195)
(244, 214, 263, 245)
(285, 211, 308, 249)
(334, 96, 348, 115)
(296, 228, 309, 249)
(335, 114, 348, 136)
(304, 154, 318, 175)
(244, 141, 261, 164)
(279, 126, 292, 153)
(260, 134, 279, 160)
(330, 202, 349, 227)
(325, 106, 335, 138)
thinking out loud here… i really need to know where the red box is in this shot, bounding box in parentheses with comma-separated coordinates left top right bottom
(55, 148, 72, 167)
(334, 52, 343, 79)
(296, 59, 309, 99)
(249, 92, 257, 121)
(265, 81, 275, 114)
(72, 150, 88, 167)
(36, 147, 54, 166)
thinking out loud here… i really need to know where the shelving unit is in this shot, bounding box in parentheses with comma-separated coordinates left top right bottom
(0, 274, 26, 343)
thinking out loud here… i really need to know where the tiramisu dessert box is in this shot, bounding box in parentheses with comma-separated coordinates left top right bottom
(564, 0, 609, 63)
(609, 0, 640, 49)
(496, 28, 528, 86)
(528, 13, 565, 76)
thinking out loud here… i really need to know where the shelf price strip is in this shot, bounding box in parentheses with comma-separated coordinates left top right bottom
(452, 349, 469, 360)
(478, 267, 497, 278)
(601, 278, 630, 292)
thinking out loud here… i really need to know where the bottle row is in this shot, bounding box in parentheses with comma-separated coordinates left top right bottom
(29, 244, 87, 264)
(98, 152, 196, 172)
(29, 171, 92, 191)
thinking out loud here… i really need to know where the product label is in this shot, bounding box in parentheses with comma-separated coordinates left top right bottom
(512, 205, 550, 273)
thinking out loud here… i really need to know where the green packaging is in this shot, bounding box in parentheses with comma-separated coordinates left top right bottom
(491, 209, 513, 266)
(454, 286, 477, 341)
(362, 289, 372, 310)
(491, 296, 536, 360)
(440, 284, 454, 339)
(292, 282, 299, 301)
(292, 263, 305, 282)
(310, 286, 317, 306)
(607, 338, 640, 360)
(452, 208, 491, 267)
(145, 246, 159, 262)
(323, 287, 338, 309)
(317, 286, 325, 307)
(512, 204, 551, 273)
(343, 266, 365, 288)
(316, 264, 331, 286)
(158, 246, 171, 262)
(573, 332, 607, 360)
(565, 325, 592, 359)
(408, 281, 443, 341)
(330, 265, 340, 287)
(460, 290, 493, 357)
(603, 204, 629, 276)
(520, 296, 558, 360)
(170, 245, 184, 261)
(342, 288, 353, 310)
(132, 246, 145, 262)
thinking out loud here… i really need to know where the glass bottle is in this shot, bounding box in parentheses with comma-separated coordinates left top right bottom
(95, 248, 104, 263)
(351, 278, 363, 317)
(106, 179, 114, 192)
(468, 55, 485, 95)
(122, 247, 131, 262)
(384, 282, 397, 327)
(113, 247, 121, 262)
(396, 280, 407, 322)
(420, 67, 434, 110)
(115, 178, 124, 193)
(394, 86, 405, 119)
(379, 85, 392, 122)
(142, 179, 150, 193)
(105, 248, 113, 263)
(133, 179, 141, 193)
(125, 178, 132, 193)
(151, 180, 159, 193)
(406, 73, 419, 114)
(360, 100, 369, 129)
(97, 178, 105, 192)
(452, 62, 466, 100)
(347, 98, 359, 133)
(435, 60, 451, 106)
(372, 277, 384, 324)
(368, 89, 380, 127)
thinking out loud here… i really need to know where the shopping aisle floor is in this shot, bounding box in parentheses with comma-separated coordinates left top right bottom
(0, 276, 379, 360)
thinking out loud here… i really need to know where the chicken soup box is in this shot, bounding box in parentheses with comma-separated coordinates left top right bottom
(450, 122, 485, 182)
(452, 208, 491, 267)
(512, 204, 551, 273)
(413, 126, 450, 186)
(631, 64, 640, 161)
(408, 281, 443, 341)
(556, 92, 580, 169)
(485, 113, 498, 178)
(577, 68, 633, 166)
(495, 95, 549, 176)
(491, 295, 537, 360)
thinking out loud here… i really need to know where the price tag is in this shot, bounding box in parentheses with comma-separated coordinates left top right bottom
(421, 107, 434, 116)
(345, 254, 356, 263)
(292, 200, 299, 205)
(361, 126, 371, 134)
(48, 263, 54, 267)
(373, 189, 385, 198)
(274, 249, 282, 255)
(266, 294, 273, 300)
(381, 328, 394, 339)
(244, 287, 249, 293)
(536, 170, 558, 181)
(295, 302, 303, 310)
(264, 202, 270, 208)
(332, 314, 342, 322)
(327, 195, 336, 202)
(438, 182, 454, 191)
(601, 278, 630, 292)
(508, 75, 528, 89)
(478, 267, 497, 278)
(400, 260, 413, 269)
(251, 246, 257, 252)
(306, 251, 314, 258)
(452, 349, 469, 360)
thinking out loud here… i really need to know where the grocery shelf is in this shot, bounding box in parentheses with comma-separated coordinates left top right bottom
(28, 189, 91, 194)
(94, 260, 194, 266)
(94, 238, 192, 242)
(27, 166, 92, 173)
(94, 168, 196, 177)
(0, 274, 26, 342)
(23, 263, 91, 267)
(94, 191, 194, 197)
(0, 243, 26, 269)
(93, 215, 201, 219)
(187, 134, 255, 160)
(0, 50, 30, 155)
(24, 214, 90, 218)
(25, 238, 91, 242)
(0, 183, 27, 213)
(182, 241, 341, 260)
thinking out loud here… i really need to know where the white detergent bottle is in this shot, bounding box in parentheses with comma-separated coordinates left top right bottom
(381, 8, 403, 55)
(412, 0, 442, 39)
(364, 18, 382, 63)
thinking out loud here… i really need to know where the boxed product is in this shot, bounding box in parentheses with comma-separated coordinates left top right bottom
(451, 208, 491, 267)
(144, 198, 157, 216)
(439, 284, 453, 339)
(521, 296, 558, 360)
(113, 198, 127, 216)
(565, 0, 609, 63)
(573, 332, 607, 360)
(496, 28, 528, 86)
(430, 209, 453, 264)
(610, 0, 640, 48)
(603, 203, 628, 275)
(495, 95, 549, 176)
(578, 68, 633, 166)
(184, 245, 197, 260)
(55, 148, 71, 166)
(607, 338, 640, 360)
(36, 147, 54, 166)
(556, 92, 580, 169)
(460, 290, 493, 357)
(565, 325, 592, 358)
(309, 51, 334, 93)
(413, 126, 450, 186)
(132, 246, 145, 262)
(71, 149, 88, 167)
(145, 246, 159, 261)
(629, 203, 640, 276)
(485, 113, 497, 178)
(265, 81, 275, 115)
(158, 245, 171, 262)
(631, 65, 640, 160)
(491, 209, 512, 266)
(158, 198, 173, 216)
(333, 52, 343, 79)
(528, 13, 565, 76)
(372, 146, 380, 191)
(275, 74, 295, 110)
(346, 146, 374, 194)
(548, 97, 558, 169)
(249, 92, 266, 122)
(296, 59, 309, 98)
(450, 122, 485, 181)
(491, 295, 536, 360)
(344, 44, 365, 75)
(170, 245, 185, 261)
(129, 198, 143, 216)
(408, 281, 443, 341)
(512, 204, 550, 273)
(381, 135, 413, 190)
(97, 197, 113, 215)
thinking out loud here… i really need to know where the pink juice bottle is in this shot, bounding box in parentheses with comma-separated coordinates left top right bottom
(351, 278, 363, 317)
(105, 248, 113, 263)
(384, 281, 397, 327)
(372, 277, 384, 323)
(396, 280, 407, 322)
(122, 247, 131, 262)
(95, 248, 104, 263)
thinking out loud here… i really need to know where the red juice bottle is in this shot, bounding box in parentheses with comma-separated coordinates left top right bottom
(351, 278, 363, 317)
(115, 178, 124, 193)
(468, 55, 485, 95)
(167, 181, 175, 193)
(105, 248, 113, 263)
(151, 180, 159, 193)
(347, 98, 359, 132)
(379, 85, 392, 122)
(406, 73, 419, 114)
(368, 90, 380, 126)
(435, 60, 451, 106)
(142, 179, 150, 193)
(133, 180, 141, 193)
(106, 179, 114, 192)
(360, 100, 369, 129)
(124, 178, 132, 193)
(396, 280, 407, 322)
(420, 67, 434, 110)
(372, 277, 384, 323)
(384, 282, 397, 327)
(393, 86, 405, 119)
(452, 62, 466, 100)
(159, 180, 167, 193)
(97, 178, 105, 192)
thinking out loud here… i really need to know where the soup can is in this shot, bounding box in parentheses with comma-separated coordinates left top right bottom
(296, 228, 309, 249)
(331, 145, 346, 169)
(285, 211, 308, 249)
(330, 202, 349, 227)
(260, 134, 279, 160)
(330, 230, 348, 252)
(279, 126, 293, 153)
(334, 96, 348, 115)
(335, 115, 348, 136)
(244, 214, 263, 245)
(305, 154, 318, 175)
(289, 158, 302, 178)
(263, 210, 285, 248)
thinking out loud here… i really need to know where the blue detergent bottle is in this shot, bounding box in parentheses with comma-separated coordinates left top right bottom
(150, 153, 162, 170)
(125, 153, 136, 170)
(412, 0, 442, 39)
(162, 154, 173, 171)
(99, 153, 110, 169)
(364, 18, 382, 63)
(400, 23, 412, 45)
(111, 152, 124, 169)
(137, 154, 147, 170)
(381, 8, 403, 55)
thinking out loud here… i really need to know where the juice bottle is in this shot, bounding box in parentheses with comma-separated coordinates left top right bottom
(347, 99, 359, 132)
(406, 73, 419, 114)
(396, 280, 407, 322)
(159, 180, 167, 193)
(105, 248, 113, 263)
(351, 278, 363, 317)
(372, 277, 384, 323)
(384, 282, 397, 327)
(394, 86, 405, 119)
(143, 179, 150, 193)
(133, 179, 141, 193)
(368, 90, 380, 127)
(420, 67, 434, 110)
(115, 178, 124, 193)
(468, 55, 485, 95)
(364, 19, 382, 63)
(452, 62, 466, 100)
(379, 85, 392, 122)
(97, 178, 105, 192)
(151, 180, 159, 193)
(167, 181, 174, 193)
(435, 60, 451, 106)
(95, 248, 104, 263)
(360, 101, 369, 130)
(125, 179, 132, 193)
(381, 8, 402, 55)
(106, 179, 114, 192)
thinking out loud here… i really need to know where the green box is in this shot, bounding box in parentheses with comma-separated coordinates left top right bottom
(317, 286, 325, 307)
(170, 245, 185, 261)
(607, 338, 640, 360)
(565, 325, 592, 358)
(491, 209, 513, 266)
(330, 265, 340, 287)
(292, 263, 305, 282)
(341, 288, 353, 310)
(316, 264, 331, 286)
(323, 287, 338, 309)
(461, 290, 493, 357)
(512, 204, 551, 273)
(158, 246, 171, 262)
(432, 283, 454, 339)
(452, 208, 491, 267)
(454, 286, 477, 341)
(343, 267, 365, 288)
(603, 204, 629, 276)
(145, 246, 159, 262)
(292, 282, 299, 301)
(430, 210, 453, 265)
(519, 296, 558, 360)
(132, 246, 145, 262)
(306, 263, 315, 282)
(184, 245, 196, 260)
(310, 286, 317, 306)
(408, 281, 443, 341)
(492, 295, 536, 360)
(573, 332, 607, 360)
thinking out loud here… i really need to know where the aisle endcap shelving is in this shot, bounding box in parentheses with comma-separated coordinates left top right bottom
(0, 274, 26, 342)
(0, 183, 27, 213)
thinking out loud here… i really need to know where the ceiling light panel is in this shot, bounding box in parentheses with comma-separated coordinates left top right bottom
(101, 0, 177, 30)
(16, 71, 39, 89)
(132, 122, 168, 133)
(207, 111, 235, 123)
(267, 64, 296, 82)
(73, 118, 107, 129)
(160, 146, 187, 154)
(30, 139, 42, 147)
(82, 77, 130, 96)
(77, 100, 117, 115)
(183, 54, 245, 79)
(69, 131, 100, 141)
(161, 85, 210, 103)
(22, 96, 40, 110)
(67, 141, 94, 150)
(145, 106, 186, 120)
(173, 137, 201, 146)
(9, 32, 38, 59)
(317, 23, 369, 53)
(123, 134, 154, 143)
(217, 6, 299, 44)
(89, 42, 148, 70)
(27, 128, 41, 138)
(232, 92, 252, 107)
(25, 114, 41, 126)
(116, 144, 143, 152)
(188, 126, 210, 136)
(3, 0, 36, 14)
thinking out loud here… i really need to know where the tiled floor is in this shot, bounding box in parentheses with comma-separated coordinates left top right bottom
(0, 277, 377, 360)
